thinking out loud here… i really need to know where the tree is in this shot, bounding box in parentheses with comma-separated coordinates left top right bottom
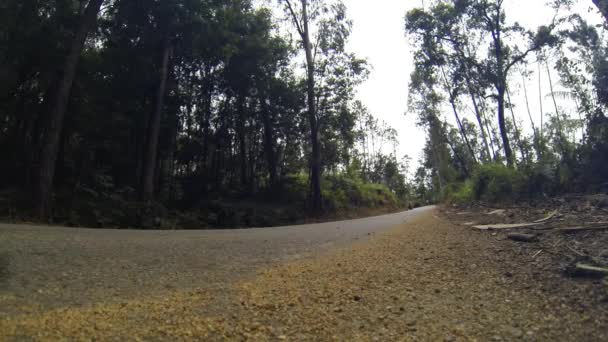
(36, 0, 105, 218)
(142, 38, 172, 203)
(468, 0, 557, 167)
(282, 0, 322, 212)
(281, 0, 363, 212)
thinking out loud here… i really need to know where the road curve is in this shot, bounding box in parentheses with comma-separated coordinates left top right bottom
(0, 206, 433, 317)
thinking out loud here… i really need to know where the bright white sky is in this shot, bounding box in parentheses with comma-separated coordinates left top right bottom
(343, 0, 604, 171)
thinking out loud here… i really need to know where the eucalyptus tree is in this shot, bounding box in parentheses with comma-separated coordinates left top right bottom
(0, 0, 84, 189)
(405, 2, 479, 166)
(281, 0, 322, 212)
(281, 0, 363, 212)
(466, 0, 560, 167)
(407, 53, 457, 193)
(36, 0, 105, 218)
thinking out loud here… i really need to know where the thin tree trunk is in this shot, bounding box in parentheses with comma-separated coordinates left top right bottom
(260, 96, 277, 189)
(469, 89, 492, 162)
(521, 72, 541, 159)
(142, 39, 171, 203)
(201, 67, 213, 177)
(493, 7, 514, 168)
(459, 30, 492, 162)
(538, 60, 544, 139)
(236, 94, 249, 190)
(479, 98, 498, 161)
(161, 114, 178, 202)
(497, 86, 514, 167)
(506, 87, 527, 163)
(573, 97, 585, 142)
(36, 0, 104, 218)
(440, 67, 477, 164)
(301, 0, 322, 213)
(429, 119, 446, 194)
(443, 120, 470, 177)
(545, 60, 564, 136)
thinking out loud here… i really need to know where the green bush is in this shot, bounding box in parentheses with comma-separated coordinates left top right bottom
(322, 174, 398, 210)
(278, 173, 309, 204)
(519, 162, 557, 198)
(444, 181, 474, 204)
(471, 163, 524, 202)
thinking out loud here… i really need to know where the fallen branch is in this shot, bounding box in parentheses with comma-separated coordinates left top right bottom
(473, 223, 539, 230)
(507, 233, 538, 242)
(570, 263, 608, 278)
(473, 212, 558, 231)
(566, 245, 585, 257)
(531, 249, 543, 259)
(533, 210, 558, 223)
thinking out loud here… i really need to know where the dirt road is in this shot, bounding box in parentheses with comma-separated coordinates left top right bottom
(1, 207, 606, 340)
(0, 208, 431, 315)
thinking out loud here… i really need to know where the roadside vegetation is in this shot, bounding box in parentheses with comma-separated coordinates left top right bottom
(405, 0, 608, 205)
(0, 0, 413, 228)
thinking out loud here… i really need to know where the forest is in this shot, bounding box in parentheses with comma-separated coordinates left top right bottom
(0, 0, 410, 228)
(1, 0, 607, 229)
(406, 0, 608, 205)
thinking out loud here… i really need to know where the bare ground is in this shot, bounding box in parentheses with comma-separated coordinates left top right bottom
(1, 206, 607, 341)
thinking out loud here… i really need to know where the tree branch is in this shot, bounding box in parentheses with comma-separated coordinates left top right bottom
(284, 0, 304, 38)
(505, 44, 541, 74)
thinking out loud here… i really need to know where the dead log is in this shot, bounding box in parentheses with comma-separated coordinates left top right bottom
(507, 233, 538, 242)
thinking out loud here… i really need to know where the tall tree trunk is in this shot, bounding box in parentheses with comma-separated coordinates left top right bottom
(449, 99, 477, 165)
(440, 67, 477, 164)
(161, 113, 178, 202)
(260, 96, 277, 189)
(493, 6, 514, 168)
(497, 86, 514, 167)
(468, 88, 492, 162)
(506, 87, 527, 163)
(201, 67, 213, 178)
(459, 31, 492, 162)
(480, 100, 498, 160)
(545, 60, 564, 136)
(429, 118, 446, 194)
(36, 0, 104, 218)
(521, 72, 542, 160)
(142, 39, 171, 203)
(538, 60, 544, 140)
(236, 95, 249, 190)
(301, 0, 322, 213)
(443, 120, 470, 177)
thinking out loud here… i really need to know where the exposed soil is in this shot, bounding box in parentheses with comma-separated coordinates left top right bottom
(444, 194, 608, 282)
(1, 206, 607, 340)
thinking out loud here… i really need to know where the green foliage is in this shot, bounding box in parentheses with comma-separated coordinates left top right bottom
(322, 174, 398, 211)
(470, 164, 524, 202)
(444, 181, 474, 204)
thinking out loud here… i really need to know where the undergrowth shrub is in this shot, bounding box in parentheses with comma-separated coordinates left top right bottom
(471, 163, 524, 202)
(322, 174, 398, 210)
(444, 181, 474, 204)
